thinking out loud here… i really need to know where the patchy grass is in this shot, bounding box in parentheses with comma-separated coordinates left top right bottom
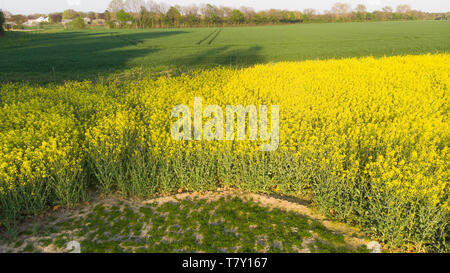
(0, 193, 370, 253)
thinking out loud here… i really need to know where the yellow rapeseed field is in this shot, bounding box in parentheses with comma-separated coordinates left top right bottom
(0, 54, 449, 251)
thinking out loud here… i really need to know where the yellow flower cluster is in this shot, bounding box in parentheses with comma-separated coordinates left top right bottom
(0, 98, 82, 195)
(1, 54, 448, 214)
(88, 54, 449, 210)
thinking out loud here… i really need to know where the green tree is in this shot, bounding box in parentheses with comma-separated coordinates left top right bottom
(137, 7, 151, 28)
(203, 4, 221, 26)
(87, 12, 96, 21)
(166, 6, 181, 27)
(72, 17, 87, 29)
(0, 10, 5, 35)
(117, 9, 133, 28)
(230, 9, 245, 25)
(105, 10, 116, 28)
(355, 4, 367, 21)
(253, 12, 268, 24)
(187, 13, 201, 26)
(62, 9, 78, 20)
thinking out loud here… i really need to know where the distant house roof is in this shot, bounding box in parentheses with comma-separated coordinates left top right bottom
(23, 16, 49, 26)
(36, 16, 49, 23)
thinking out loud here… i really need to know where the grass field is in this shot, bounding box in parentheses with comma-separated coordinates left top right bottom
(1, 20, 449, 83)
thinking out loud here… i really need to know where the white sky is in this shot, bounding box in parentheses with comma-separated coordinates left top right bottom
(1, 0, 449, 15)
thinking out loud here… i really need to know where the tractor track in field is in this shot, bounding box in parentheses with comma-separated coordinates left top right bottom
(197, 29, 222, 45)
(196, 29, 218, 45)
(207, 29, 222, 45)
(109, 32, 143, 47)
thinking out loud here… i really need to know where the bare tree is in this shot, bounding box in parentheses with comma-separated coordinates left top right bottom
(331, 3, 352, 15)
(124, 0, 145, 13)
(303, 8, 316, 16)
(145, 1, 158, 13)
(378, 6, 394, 20)
(220, 6, 233, 19)
(183, 4, 201, 26)
(267, 9, 282, 23)
(382, 6, 393, 13)
(355, 4, 367, 13)
(330, 2, 352, 21)
(159, 2, 170, 14)
(145, 1, 168, 15)
(396, 4, 412, 14)
(240, 6, 256, 22)
(183, 4, 199, 16)
(108, 0, 124, 13)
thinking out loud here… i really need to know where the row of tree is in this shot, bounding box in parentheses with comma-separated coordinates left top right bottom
(3, 1, 449, 29)
(103, 1, 448, 28)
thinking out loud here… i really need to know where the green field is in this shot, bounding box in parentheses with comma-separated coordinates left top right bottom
(1, 20, 449, 83)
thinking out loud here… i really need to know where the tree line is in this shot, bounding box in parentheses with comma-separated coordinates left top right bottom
(3, 1, 449, 29)
(104, 1, 449, 28)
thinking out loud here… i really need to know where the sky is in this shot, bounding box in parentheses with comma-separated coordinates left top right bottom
(1, 0, 449, 15)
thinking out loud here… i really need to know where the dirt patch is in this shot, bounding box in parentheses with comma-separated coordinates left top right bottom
(0, 189, 374, 253)
(141, 189, 369, 249)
